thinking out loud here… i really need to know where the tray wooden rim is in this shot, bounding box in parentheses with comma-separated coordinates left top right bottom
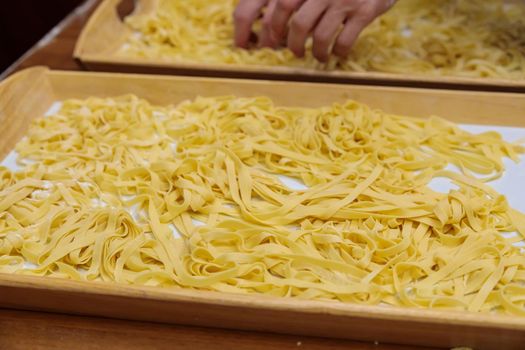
(74, 0, 525, 90)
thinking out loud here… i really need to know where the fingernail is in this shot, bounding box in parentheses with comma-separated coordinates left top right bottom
(317, 55, 328, 63)
(269, 31, 279, 47)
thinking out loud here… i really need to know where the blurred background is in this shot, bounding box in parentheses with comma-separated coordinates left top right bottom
(0, 0, 84, 72)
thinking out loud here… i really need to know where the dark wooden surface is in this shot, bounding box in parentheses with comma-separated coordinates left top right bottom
(0, 309, 436, 350)
(0, 1, 438, 349)
(0, 0, 84, 72)
(0, 0, 97, 79)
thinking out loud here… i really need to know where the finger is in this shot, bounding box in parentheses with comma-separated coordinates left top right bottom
(312, 9, 347, 62)
(332, 9, 377, 58)
(287, 0, 329, 58)
(234, 0, 269, 48)
(259, 0, 279, 48)
(269, 0, 304, 46)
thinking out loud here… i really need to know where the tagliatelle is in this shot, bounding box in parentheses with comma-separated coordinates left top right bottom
(121, 0, 525, 80)
(1, 95, 525, 315)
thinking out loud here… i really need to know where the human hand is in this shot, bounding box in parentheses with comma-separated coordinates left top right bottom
(234, 0, 396, 62)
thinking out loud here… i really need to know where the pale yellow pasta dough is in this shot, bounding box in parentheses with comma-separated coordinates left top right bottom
(1, 95, 525, 315)
(122, 0, 525, 79)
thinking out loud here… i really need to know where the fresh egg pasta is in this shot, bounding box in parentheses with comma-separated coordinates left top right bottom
(121, 0, 525, 79)
(1, 95, 525, 315)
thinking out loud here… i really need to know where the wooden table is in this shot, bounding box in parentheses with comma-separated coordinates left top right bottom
(0, 1, 436, 349)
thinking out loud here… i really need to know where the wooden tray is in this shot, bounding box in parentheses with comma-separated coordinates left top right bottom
(74, 0, 525, 92)
(1, 67, 525, 349)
